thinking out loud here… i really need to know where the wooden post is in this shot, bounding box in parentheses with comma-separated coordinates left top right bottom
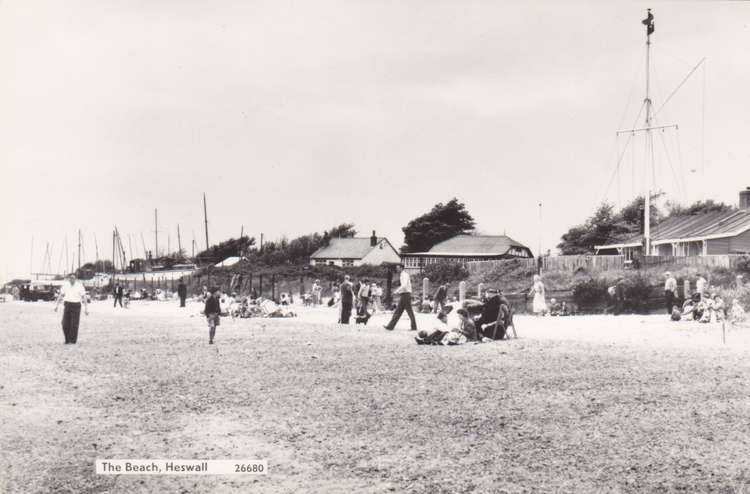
(422, 277, 430, 306)
(300, 275, 305, 298)
(259, 274, 263, 298)
(684, 279, 691, 300)
(477, 282, 484, 299)
(459, 281, 466, 303)
(272, 274, 277, 302)
(722, 321, 726, 344)
(249, 273, 253, 296)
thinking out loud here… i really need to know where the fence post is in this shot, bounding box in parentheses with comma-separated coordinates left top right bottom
(272, 274, 277, 302)
(459, 281, 466, 303)
(259, 274, 263, 299)
(422, 277, 430, 305)
(477, 282, 484, 299)
(684, 279, 691, 300)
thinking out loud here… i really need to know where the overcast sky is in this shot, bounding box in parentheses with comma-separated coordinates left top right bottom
(2, 1, 749, 282)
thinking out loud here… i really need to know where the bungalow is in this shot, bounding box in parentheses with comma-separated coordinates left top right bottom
(309, 231, 401, 267)
(401, 234, 533, 272)
(595, 188, 750, 258)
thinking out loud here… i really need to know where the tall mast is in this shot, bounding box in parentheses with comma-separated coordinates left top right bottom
(643, 8, 653, 256)
(203, 193, 210, 250)
(177, 224, 182, 258)
(154, 209, 159, 258)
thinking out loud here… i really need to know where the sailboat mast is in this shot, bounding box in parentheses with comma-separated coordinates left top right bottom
(203, 193, 209, 250)
(154, 209, 159, 258)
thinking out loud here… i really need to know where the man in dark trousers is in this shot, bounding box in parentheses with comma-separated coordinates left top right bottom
(384, 264, 417, 331)
(204, 287, 221, 344)
(339, 275, 354, 324)
(177, 279, 187, 308)
(54, 273, 89, 344)
(113, 283, 124, 308)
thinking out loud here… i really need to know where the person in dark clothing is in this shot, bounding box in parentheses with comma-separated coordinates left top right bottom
(204, 288, 221, 344)
(384, 264, 418, 331)
(177, 279, 187, 308)
(113, 283, 124, 308)
(473, 289, 511, 339)
(339, 275, 354, 324)
(433, 284, 447, 313)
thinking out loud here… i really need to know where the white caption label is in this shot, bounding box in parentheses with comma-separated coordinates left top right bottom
(96, 459, 267, 475)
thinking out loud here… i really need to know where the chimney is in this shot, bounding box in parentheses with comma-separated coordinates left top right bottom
(370, 230, 377, 247)
(740, 187, 750, 211)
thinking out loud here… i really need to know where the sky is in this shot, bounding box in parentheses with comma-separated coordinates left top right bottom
(2, 0, 749, 283)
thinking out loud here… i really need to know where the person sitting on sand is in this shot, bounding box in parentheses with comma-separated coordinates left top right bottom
(710, 294, 726, 322)
(729, 299, 746, 325)
(670, 305, 681, 321)
(204, 288, 221, 344)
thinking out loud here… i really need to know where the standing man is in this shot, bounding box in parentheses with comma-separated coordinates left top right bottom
(177, 278, 187, 308)
(664, 272, 677, 315)
(113, 283, 124, 308)
(384, 264, 418, 331)
(339, 275, 354, 324)
(433, 284, 447, 313)
(54, 273, 88, 344)
(311, 280, 322, 305)
(357, 278, 371, 318)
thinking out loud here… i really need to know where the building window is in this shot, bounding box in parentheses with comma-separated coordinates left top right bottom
(315, 259, 327, 266)
(342, 260, 354, 267)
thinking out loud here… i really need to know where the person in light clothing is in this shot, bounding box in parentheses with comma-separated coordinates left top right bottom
(384, 264, 418, 331)
(530, 274, 547, 316)
(54, 273, 89, 344)
(663, 272, 677, 315)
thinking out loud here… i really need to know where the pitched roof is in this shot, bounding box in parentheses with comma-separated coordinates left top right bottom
(407, 235, 531, 256)
(596, 209, 750, 249)
(310, 237, 390, 259)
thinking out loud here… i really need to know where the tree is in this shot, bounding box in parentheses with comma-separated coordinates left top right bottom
(401, 198, 475, 253)
(665, 199, 736, 218)
(557, 203, 632, 255)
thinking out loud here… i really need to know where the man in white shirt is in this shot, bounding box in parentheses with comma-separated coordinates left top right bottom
(54, 273, 89, 344)
(384, 264, 418, 331)
(664, 272, 677, 315)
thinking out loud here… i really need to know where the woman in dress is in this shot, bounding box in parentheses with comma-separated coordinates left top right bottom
(530, 274, 547, 316)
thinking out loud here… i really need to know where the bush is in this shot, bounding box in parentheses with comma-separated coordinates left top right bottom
(622, 273, 653, 314)
(736, 255, 750, 275)
(572, 277, 609, 310)
(422, 262, 470, 284)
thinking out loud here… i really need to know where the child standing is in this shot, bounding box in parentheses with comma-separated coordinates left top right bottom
(205, 288, 222, 344)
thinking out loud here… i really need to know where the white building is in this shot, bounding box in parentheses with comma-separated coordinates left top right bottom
(309, 231, 401, 267)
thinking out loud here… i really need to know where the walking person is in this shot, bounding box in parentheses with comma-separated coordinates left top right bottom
(54, 273, 89, 344)
(113, 283, 124, 308)
(664, 272, 677, 315)
(530, 274, 547, 316)
(339, 275, 355, 324)
(177, 278, 187, 308)
(204, 288, 221, 344)
(384, 264, 418, 331)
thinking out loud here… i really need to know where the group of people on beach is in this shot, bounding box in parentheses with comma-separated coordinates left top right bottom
(665, 271, 746, 325)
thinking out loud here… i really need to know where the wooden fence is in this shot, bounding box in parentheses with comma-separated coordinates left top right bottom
(640, 255, 746, 269)
(466, 254, 747, 274)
